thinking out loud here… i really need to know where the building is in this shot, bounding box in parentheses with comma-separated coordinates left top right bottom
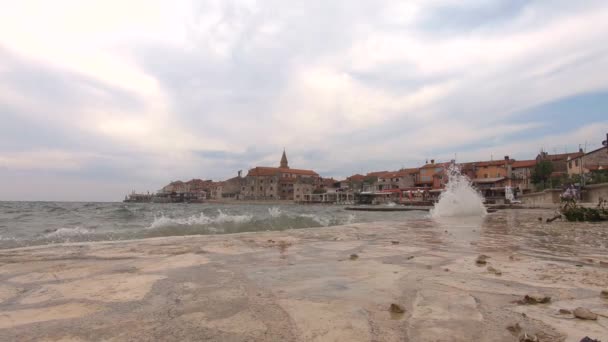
(221, 173, 245, 199)
(416, 160, 450, 189)
(511, 160, 537, 193)
(537, 150, 584, 175)
(241, 150, 320, 200)
(376, 169, 417, 190)
(567, 146, 608, 176)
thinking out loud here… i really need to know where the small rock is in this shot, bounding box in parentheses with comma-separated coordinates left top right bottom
(406, 256, 415, 260)
(391, 240, 400, 245)
(476, 255, 490, 265)
(517, 295, 551, 305)
(267, 239, 275, 243)
(389, 303, 405, 314)
(559, 309, 572, 315)
(425, 265, 432, 270)
(537, 217, 543, 221)
(601, 290, 608, 299)
(506, 322, 521, 335)
(487, 266, 502, 275)
(580, 337, 601, 342)
(520, 333, 539, 342)
(573, 307, 597, 320)
(576, 264, 584, 267)
(444, 268, 450, 272)
(349, 254, 359, 260)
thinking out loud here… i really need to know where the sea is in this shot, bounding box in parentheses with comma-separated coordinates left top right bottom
(0, 202, 427, 249)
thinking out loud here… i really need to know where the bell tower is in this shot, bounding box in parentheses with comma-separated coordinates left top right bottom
(280, 149, 289, 169)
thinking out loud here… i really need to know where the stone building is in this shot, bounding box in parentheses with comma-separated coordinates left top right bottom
(536, 150, 584, 175)
(511, 160, 537, 193)
(221, 173, 245, 199)
(567, 146, 608, 176)
(376, 169, 417, 190)
(241, 151, 320, 200)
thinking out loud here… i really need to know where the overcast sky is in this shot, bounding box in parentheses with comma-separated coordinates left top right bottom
(1, 0, 608, 201)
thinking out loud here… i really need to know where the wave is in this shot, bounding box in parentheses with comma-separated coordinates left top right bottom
(44, 227, 94, 238)
(148, 210, 253, 229)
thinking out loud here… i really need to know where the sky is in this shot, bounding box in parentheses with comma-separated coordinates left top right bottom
(1, 0, 608, 201)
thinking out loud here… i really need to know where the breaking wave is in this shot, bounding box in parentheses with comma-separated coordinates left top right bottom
(44, 227, 94, 237)
(148, 210, 253, 229)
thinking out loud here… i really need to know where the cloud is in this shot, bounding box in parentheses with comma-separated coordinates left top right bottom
(1, 0, 608, 200)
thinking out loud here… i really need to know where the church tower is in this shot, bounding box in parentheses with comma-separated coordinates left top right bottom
(280, 149, 289, 169)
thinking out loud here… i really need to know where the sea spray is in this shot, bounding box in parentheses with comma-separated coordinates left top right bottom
(431, 164, 487, 218)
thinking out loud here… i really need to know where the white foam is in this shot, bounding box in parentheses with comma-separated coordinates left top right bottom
(431, 164, 487, 218)
(45, 227, 93, 237)
(148, 210, 252, 229)
(299, 213, 331, 226)
(268, 207, 282, 218)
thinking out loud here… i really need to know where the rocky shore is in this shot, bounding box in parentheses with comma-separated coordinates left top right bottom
(0, 210, 607, 341)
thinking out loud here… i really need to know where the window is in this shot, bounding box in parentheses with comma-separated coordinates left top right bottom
(569, 161, 573, 168)
(251, 186, 254, 191)
(575, 159, 579, 167)
(484, 174, 488, 178)
(261, 180, 264, 184)
(260, 186, 263, 191)
(296, 195, 300, 199)
(497, 173, 501, 177)
(270, 187, 273, 191)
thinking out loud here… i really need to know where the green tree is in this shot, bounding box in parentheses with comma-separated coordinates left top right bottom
(531, 160, 554, 188)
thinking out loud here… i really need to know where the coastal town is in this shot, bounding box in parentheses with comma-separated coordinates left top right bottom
(125, 134, 608, 206)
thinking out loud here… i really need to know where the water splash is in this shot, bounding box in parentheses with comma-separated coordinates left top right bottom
(268, 207, 282, 218)
(431, 164, 487, 218)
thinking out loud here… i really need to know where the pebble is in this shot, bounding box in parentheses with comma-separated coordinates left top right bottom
(349, 254, 359, 260)
(517, 295, 551, 305)
(558, 309, 572, 315)
(580, 337, 601, 342)
(520, 333, 539, 342)
(573, 307, 597, 320)
(487, 266, 502, 275)
(391, 240, 400, 245)
(389, 303, 405, 314)
(601, 290, 608, 299)
(476, 255, 490, 265)
(506, 322, 521, 334)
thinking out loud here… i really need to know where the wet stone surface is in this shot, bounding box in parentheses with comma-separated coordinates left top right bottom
(0, 209, 607, 341)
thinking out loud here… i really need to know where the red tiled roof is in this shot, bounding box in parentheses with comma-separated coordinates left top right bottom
(474, 159, 513, 167)
(512, 160, 536, 168)
(541, 152, 584, 161)
(347, 174, 365, 181)
(379, 169, 417, 178)
(420, 162, 451, 169)
(366, 171, 389, 177)
(247, 167, 319, 177)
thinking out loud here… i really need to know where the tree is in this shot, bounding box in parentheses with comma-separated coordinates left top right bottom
(531, 160, 554, 188)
